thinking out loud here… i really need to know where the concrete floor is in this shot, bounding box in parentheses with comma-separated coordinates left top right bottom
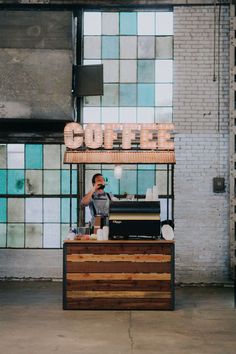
(0, 282, 235, 354)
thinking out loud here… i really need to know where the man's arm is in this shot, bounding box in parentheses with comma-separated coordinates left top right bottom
(81, 181, 101, 206)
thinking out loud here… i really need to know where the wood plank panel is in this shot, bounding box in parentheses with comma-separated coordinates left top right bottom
(66, 244, 173, 256)
(67, 272, 171, 281)
(65, 298, 172, 310)
(67, 290, 171, 299)
(66, 261, 171, 273)
(66, 280, 171, 291)
(67, 254, 171, 263)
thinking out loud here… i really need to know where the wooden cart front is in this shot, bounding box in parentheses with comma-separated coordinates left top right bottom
(63, 240, 175, 310)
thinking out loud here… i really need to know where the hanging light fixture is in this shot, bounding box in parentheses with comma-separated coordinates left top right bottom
(114, 165, 123, 179)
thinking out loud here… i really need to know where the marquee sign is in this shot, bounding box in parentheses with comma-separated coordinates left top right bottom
(64, 122, 175, 164)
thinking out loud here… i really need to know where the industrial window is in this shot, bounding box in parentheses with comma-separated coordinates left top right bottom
(82, 10, 174, 224)
(0, 144, 77, 248)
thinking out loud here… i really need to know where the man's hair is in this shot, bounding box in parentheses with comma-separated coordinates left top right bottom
(92, 173, 103, 184)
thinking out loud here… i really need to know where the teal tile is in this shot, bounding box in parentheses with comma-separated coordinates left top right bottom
(61, 170, 77, 194)
(138, 60, 155, 83)
(0, 170, 7, 194)
(120, 12, 137, 35)
(120, 84, 136, 106)
(8, 170, 24, 194)
(102, 36, 119, 59)
(138, 170, 155, 194)
(25, 144, 43, 169)
(0, 224, 7, 247)
(138, 84, 155, 106)
(61, 198, 77, 224)
(0, 198, 7, 222)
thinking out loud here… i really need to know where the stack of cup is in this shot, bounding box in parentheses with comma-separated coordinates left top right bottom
(97, 226, 109, 241)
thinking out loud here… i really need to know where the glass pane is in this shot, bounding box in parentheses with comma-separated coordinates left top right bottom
(156, 12, 173, 35)
(137, 107, 154, 123)
(119, 107, 137, 123)
(155, 84, 172, 106)
(0, 198, 7, 222)
(103, 60, 119, 83)
(155, 60, 173, 83)
(120, 170, 137, 194)
(43, 170, 60, 194)
(25, 170, 43, 195)
(25, 145, 43, 169)
(44, 145, 61, 169)
(0, 224, 6, 247)
(0, 145, 6, 168)
(138, 60, 155, 83)
(0, 169, 6, 193)
(160, 199, 172, 221)
(26, 198, 43, 223)
(83, 107, 101, 123)
(84, 96, 101, 107)
(7, 224, 24, 248)
(8, 170, 24, 194)
(44, 198, 60, 222)
(101, 107, 119, 123)
(102, 13, 119, 35)
(156, 170, 169, 195)
(102, 36, 119, 59)
(61, 198, 77, 224)
(138, 36, 155, 59)
(61, 170, 77, 194)
(102, 170, 119, 195)
(120, 60, 137, 83)
(120, 84, 137, 107)
(102, 84, 119, 106)
(120, 12, 137, 35)
(138, 12, 155, 35)
(61, 145, 69, 170)
(43, 224, 61, 248)
(84, 36, 101, 59)
(138, 170, 155, 194)
(156, 36, 173, 59)
(8, 198, 24, 222)
(84, 12, 101, 35)
(138, 164, 155, 170)
(120, 36, 137, 59)
(138, 84, 155, 107)
(155, 107, 172, 123)
(61, 223, 70, 246)
(8, 144, 24, 169)
(25, 224, 43, 248)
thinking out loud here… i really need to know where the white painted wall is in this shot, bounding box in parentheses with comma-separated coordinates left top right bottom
(174, 5, 230, 283)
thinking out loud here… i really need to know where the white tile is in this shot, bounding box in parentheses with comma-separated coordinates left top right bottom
(103, 60, 119, 82)
(43, 224, 61, 248)
(26, 198, 43, 223)
(8, 198, 24, 222)
(84, 12, 101, 35)
(84, 36, 101, 59)
(156, 12, 173, 35)
(137, 107, 155, 123)
(119, 107, 137, 123)
(102, 13, 119, 35)
(83, 107, 101, 123)
(101, 107, 119, 123)
(138, 12, 155, 35)
(43, 198, 60, 222)
(120, 37, 137, 59)
(120, 60, 137, 83)
(44, 145, 61, 169)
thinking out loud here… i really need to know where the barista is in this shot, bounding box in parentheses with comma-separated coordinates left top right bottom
(81, 173, 113, 226)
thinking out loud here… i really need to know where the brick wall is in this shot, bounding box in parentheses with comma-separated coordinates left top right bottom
(174, 5, 230, 283)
